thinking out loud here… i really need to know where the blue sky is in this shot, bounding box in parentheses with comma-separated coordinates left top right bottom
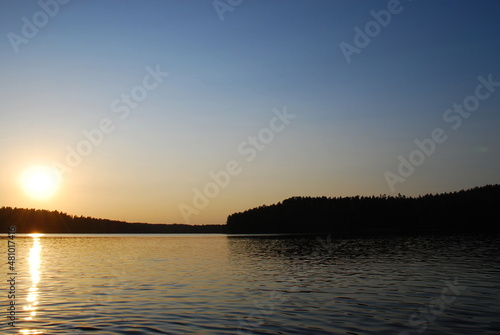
(1, 0, 499, 224)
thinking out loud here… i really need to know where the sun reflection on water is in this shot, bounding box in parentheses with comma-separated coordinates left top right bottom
(20, 234, 44, 335)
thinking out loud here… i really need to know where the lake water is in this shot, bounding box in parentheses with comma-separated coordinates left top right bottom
(1, 233, 499, 334)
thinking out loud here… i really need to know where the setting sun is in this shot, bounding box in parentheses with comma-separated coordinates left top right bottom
(20, 166, 60, 200)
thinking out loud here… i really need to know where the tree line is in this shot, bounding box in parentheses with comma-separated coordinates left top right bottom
(226, 184, 500, 234)
(0, 208, 225, 234)
(2, 184, 498, 235)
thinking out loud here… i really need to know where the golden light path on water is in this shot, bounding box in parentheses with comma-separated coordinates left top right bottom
(20, 234, 43, 335)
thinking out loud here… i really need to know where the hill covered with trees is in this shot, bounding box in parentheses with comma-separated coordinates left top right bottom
(0, 208, 225, 234)
(226, 185, 500, 234)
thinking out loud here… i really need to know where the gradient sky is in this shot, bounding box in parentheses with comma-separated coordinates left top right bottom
(1, 0, 499, 224)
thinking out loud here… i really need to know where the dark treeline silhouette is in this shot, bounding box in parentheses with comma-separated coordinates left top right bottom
(226, 185, 500, 234)
(0, 208, 225, 234)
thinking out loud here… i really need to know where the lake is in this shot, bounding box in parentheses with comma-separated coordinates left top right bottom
(1, 233, 499, 334)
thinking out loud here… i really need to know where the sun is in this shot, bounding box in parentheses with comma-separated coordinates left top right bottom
(20, 166, 60, 200)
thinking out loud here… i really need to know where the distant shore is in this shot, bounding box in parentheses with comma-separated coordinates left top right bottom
(2, 184, 498, 235)
(0, 208, 225, 234)
(227, 184, 500, 234)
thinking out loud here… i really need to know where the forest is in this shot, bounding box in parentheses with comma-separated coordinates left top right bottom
(226, 185, 500, 234)
(2, 184, 498, 235)
(0, 207, 224, 234)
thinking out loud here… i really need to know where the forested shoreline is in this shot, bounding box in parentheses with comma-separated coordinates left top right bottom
(0, 208, 224, 234)
(2, 185, 498, 235)
(226, 185, 500, 234)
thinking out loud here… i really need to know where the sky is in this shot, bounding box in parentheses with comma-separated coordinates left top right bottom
(0, 0, 499, 225)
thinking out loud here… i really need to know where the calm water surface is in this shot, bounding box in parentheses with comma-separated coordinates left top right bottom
(1, 233, 499, 334)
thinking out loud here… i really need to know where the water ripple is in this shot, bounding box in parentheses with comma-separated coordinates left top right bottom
(1, 234, 498, 334)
